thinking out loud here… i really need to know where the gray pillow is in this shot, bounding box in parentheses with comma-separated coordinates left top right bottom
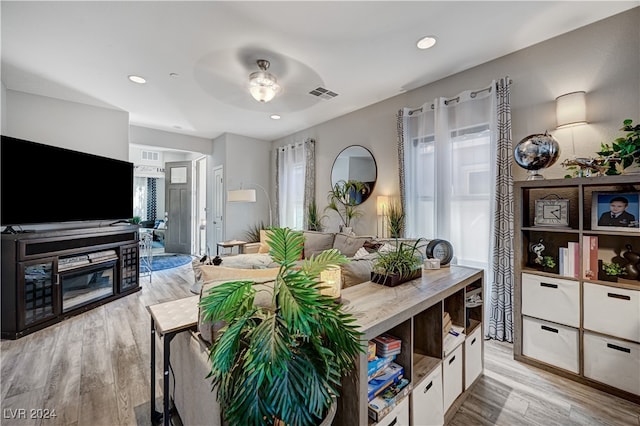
(303, 231, 336, 259)
(333, 233, 371, 257)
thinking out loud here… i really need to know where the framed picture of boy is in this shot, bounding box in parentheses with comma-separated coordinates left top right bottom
(592, 192, 640, 232)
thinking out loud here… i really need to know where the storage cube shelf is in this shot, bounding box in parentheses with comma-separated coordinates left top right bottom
(334, 266, 484, 425)
(514, 176, 640, 404)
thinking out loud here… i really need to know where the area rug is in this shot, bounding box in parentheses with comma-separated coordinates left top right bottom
(146, 253, 193, 271)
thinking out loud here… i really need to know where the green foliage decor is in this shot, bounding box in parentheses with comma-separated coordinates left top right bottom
(244, 221, 267, 243)
(307, 199, 326, 231)
(325, 180, 366, 228)
(602, 261, 626, 277)
(372, 238, 425, 284)
(597, 119, 640, 175)
(200, 227, 364, 426)
(387, 200, 405, 238)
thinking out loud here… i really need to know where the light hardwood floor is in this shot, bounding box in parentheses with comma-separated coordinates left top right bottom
(1, 262, 638, 426)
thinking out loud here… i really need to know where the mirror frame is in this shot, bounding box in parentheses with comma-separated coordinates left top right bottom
(330, 145, 377, 205)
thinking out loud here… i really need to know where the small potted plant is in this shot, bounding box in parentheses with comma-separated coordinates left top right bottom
(541, 255, 556, 273)
(325, 179, 366, 233)
(387, 200, 405, 239)
(371, 238, 426, 286)
(200, 227, 364, 426)
(600, 260, 627, 282)
(307, 199, 326, 231)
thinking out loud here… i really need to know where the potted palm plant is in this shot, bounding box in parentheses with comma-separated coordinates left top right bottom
(199, 227, 364, 426)
(371, 238, 426, 287)
(307, 199, 326, 231)
(387, 200, 405, 238)
(325, 179, 366, 233)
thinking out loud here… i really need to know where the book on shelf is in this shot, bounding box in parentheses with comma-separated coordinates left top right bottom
(368, 354, 397, 380)
(582, 236, 599, 280)
(367, 362, 404, 401)
(368, 378, 412, 422)
(568, 241, 580, 278)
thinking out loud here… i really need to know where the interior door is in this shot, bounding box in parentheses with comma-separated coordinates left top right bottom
(164, 161, 192, 254)
(213, 166, 224, 251)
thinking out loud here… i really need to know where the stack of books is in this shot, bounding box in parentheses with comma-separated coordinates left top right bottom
(372, 333, 401, 358)
(367, 362, 404, 401)
(368, 377, 412, 422)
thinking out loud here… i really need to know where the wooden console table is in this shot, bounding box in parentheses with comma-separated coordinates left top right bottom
(147, 296, 199, 426)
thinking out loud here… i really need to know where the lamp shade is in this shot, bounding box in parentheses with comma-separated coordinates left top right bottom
(556, 91, 587, 128)
(319, 267, 342, 299)
(377, 196, 390, 216)
(227, 189, 256, 202)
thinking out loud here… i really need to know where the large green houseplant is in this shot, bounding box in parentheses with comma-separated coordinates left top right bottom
(200, 227, 364, 426)
(325, 179, 366, 230)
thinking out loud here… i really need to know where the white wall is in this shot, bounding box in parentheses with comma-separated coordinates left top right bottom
(129, 125, 213, 155)
(219, 133, 272, 241)
(3, 89, 129, 161)
(1, 82, 7, 135)
(272, 8, 640, 237)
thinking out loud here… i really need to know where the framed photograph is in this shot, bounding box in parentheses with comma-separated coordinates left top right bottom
(592, 192, 640, 232)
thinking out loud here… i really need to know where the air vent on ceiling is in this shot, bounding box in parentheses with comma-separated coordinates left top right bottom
(309, 87, 339, 100)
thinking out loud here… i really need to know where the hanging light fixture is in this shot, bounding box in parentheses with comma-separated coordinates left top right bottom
(249, 59, 280, 103)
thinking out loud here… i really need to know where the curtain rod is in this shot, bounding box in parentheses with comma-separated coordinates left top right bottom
(408, 78, 512, 116)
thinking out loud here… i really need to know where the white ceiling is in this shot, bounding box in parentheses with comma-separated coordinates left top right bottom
(2, 1, 637, 142)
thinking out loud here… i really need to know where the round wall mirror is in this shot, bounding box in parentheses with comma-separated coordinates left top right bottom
(330, 145, 377, 205)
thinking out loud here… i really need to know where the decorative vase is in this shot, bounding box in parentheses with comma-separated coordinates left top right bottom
(340, 226, 353, 235)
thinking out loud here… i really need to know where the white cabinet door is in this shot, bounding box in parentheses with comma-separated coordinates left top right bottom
(584, 283, 640, 342)
(522, 316, 579, 374)
(411, 364, 444, 426)
(376, 396, 409, 426)
(521, 273, 580, 327)
(443, 344, 463, 411)
(465, 326, 483, 388)
(584, 331, 640, 395)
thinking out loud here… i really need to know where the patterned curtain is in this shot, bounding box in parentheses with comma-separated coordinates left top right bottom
(147, 178, 157, 221)
(396, 111, 406, 217)
(487, 77, 515, 341)
(302, 138, 316, 230)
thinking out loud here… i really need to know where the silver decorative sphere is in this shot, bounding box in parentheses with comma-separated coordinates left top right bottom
(514, 131, 560, 180)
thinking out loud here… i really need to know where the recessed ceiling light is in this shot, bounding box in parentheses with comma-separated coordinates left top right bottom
(169, 73, 179, 78)
(128, 75, 146, 84)
(416, 36, 437, 50)
(270, 114, 281, 120)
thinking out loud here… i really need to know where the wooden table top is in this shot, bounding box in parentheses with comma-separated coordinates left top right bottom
(147, 295, 199, 336)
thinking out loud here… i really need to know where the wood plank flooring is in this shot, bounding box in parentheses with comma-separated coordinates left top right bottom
(1, 261, 638, 425)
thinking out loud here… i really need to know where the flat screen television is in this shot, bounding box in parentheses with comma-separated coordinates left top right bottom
(1, 135, 134, 228)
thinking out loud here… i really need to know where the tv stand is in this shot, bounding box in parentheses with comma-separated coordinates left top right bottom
(1, 225, 141, 339)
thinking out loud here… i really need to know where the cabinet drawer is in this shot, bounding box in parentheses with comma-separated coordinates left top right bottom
(522, 316, 579, 374)
(443, 344, 463, 412)
(411, 364, 444, 426)
(376, 395, 409, 426)
(465, 326, 483, 388)
(584, 283, 640, 342)
(584, 331, 640, 395)
(521, 273, 579, 327)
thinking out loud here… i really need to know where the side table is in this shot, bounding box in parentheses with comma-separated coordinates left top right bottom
(147, 296, 199, 425)
(216, 240, 247, 255)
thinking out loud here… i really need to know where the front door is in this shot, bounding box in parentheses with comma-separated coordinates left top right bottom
(164, 161, 192, 254)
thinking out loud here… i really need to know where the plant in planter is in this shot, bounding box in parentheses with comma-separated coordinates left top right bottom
(387, 200, 405, 238)
(601, 261, 627, 281)
(244, 221, 267, 243)
(307, 199, 326, 231)
(371, 238, 426, 286)
(199, 227, 364, 426)
(541, 256, 556, 272)
(325, 179, 366, 231)
(596, 119, 640, 175)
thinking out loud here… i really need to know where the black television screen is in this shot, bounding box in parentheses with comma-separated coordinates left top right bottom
(1, 135, 134, 227)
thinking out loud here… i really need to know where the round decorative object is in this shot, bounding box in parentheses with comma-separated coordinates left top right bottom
(426, 239, 454, 266)
(514, 131, 560, 180)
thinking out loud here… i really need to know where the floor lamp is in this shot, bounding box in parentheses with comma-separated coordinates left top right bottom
(227, 183, 273, 227)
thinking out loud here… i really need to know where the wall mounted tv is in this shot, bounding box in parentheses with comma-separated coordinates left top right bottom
(1, 135, 134, 228)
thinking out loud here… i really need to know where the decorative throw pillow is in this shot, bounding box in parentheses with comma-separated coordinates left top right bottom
(258, 229, 270, 254)
(303, 231, 335, 259)
(353, 247, 369, 259)
(333, 233, 371, 257)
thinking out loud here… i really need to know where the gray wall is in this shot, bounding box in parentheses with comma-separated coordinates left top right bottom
(272, 8, 640, 237)
(3, 89, 129, 161)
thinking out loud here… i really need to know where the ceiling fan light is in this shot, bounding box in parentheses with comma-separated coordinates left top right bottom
(248, 60, 281, 103)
